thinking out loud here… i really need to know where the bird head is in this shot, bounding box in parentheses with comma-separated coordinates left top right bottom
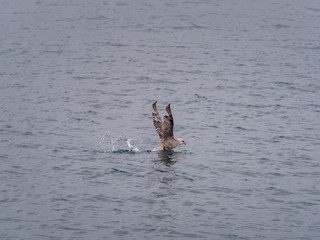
(177, 138, 186, 146)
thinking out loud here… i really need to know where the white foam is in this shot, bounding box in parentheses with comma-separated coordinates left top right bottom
(126, 139, 140, 152)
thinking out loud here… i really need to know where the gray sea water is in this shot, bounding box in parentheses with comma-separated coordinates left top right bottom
(1, 0, 320, 239)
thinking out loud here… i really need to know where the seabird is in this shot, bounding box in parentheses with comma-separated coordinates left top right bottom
(152, 101, 186, 151)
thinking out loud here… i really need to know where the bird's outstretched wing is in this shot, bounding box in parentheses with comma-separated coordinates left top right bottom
(152, 101, 164, 140)
(163, 104, 174, 140)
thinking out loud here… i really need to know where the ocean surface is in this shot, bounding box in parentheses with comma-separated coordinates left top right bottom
(1, 0, 320, 239)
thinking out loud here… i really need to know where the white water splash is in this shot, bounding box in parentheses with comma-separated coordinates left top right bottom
(126, 139, 140, 152)
(99, 131, 140, 152)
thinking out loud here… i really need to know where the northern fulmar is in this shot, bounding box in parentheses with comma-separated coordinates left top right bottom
(152, 101, 186, 151)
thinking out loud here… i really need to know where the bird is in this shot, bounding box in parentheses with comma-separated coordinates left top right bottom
(152, 101, 186, 151)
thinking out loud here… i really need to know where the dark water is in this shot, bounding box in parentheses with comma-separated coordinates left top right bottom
(1, 0, 320, 239)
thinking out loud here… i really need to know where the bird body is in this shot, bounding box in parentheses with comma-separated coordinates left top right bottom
(152, 101, 186, 151)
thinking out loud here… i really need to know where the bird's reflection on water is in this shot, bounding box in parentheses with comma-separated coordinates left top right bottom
(152, 150, 185, 180)
(152, 151, 179, 198)
(153, 150, 184, 166)
(149, 151, 188, 221)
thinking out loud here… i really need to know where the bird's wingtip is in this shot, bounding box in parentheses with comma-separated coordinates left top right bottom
(152, 101, 158, 112)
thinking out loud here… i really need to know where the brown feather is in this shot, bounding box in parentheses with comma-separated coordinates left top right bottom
(166, 104, 172, 116)
(152, 101, 164, 140)
(163, 104, 174, 139)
